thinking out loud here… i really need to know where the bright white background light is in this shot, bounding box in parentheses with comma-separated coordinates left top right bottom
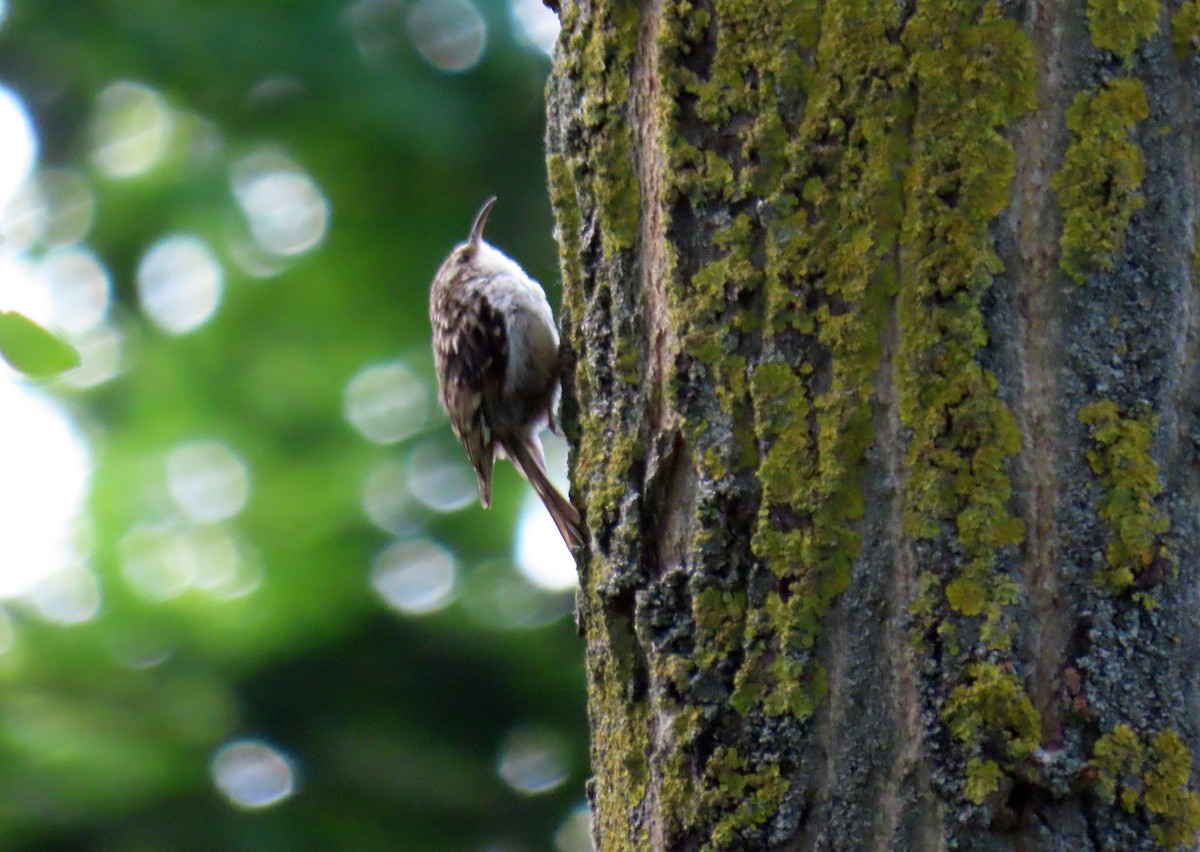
(0, 86, 36, 209)
(514, 433, 576, 591)
(509, 0, 560, 55)
(0, 84, 95, 604)
(0, 380, 91, 599)
(514, 494, 576, 591)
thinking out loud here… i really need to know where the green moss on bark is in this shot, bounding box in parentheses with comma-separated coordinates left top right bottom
(691, 587, 747, 669)
(1173, 0, 1200, 55)
(1079, 399, 1172, 598)
(547, 154, 585, 310)
(664, 0, 1042, 829)
(897, 1, 1045, 812)
(552, 0, 1126, 841)
(698, 748, 789, 850)
(1052, 79, 1149, 284)
(964, 757, 1007, 805)
(548, 1, 652, 846)
(566, 0, 641, 256)
(651, 0, 897, 842)
(1087, 0, 1160, 60)
(898, 0, 1032, 649)
(576, 410, 644, 529)
(550, 0, 645, 537)
(1093, 723, 1147, 812)
(725, 0, 907, 727)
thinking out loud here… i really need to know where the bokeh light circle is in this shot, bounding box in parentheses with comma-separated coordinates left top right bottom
(91, 81, 172, 178)
(515, 493, 577, 591)
(554, 803, 595, 852)
(346, 0, 408, 59)
(371, 538, 457, 615)
(211, 739, 297, 809)
(62, 323, 125, 388)
(343, 361, 428, 445)
(136, 234, 223, 334)
(38, 168, 96, 246)
(406, 441, 477, 512)
(119, 523, 261, 603)
(514, 433, 576, 590)
(30, 565, 102, 625)
(234, 168, 328, 257)
(408, 0, 487, 72)
(166, 440, 251, 523)
(40, 247, 110, 335)
(461, 560, 572, 630)
(497, 726, 570, 796)
(362, 458, 421, 535)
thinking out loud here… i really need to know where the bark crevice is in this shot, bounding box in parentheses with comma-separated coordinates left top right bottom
(1010, 0, 1070, 748)
(633, 0, 672, 439)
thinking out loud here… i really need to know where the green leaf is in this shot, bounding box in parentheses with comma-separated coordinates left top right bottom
(0, 311, 81, 377)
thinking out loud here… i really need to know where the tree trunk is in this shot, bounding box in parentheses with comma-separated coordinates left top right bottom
(545, 0, 1200, 847)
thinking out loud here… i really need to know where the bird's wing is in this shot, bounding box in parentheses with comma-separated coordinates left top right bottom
(436, 292, 508, 507)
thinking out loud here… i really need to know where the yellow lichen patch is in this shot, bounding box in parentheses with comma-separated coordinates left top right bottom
(691, 586, 747, 669)
(1145, 730, 1200, 849)
(697, 748, 790, 851)
(547, 154, 585, 315)
(964, 757, 1006, 804)
(897, 0, 1032, 648)
(725, 0, 907, 724)
(943, 663, 1041, 804)
(1087, 0, 1160, 60)
(655, 706, 705, 839)
(574, 408, 642, 547)
(1173, 0, 1200, 55)
(569, 0, 641, 257)
(1079, 399, 1172, 597)
(1093, 723, 1146, 812)
(1089, 725, 1200, 849)
(1052, 79, 1149, 284)
(586, 620, 651, 849)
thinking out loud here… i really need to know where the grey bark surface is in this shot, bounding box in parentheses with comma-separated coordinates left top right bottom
(546, 0, 1200, 848)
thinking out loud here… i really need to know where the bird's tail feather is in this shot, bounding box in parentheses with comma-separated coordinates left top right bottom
(506, 436, 583, 550)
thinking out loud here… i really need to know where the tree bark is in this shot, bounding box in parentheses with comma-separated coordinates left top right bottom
(545, 0, 1200, 848)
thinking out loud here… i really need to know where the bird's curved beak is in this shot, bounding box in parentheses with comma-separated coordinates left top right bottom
(469, 196, 497, 249)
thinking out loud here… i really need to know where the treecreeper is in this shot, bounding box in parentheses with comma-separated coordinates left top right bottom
(429, 196, 582, 549)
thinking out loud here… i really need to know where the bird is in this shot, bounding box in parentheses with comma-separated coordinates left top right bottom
(429, 196, 583, 549)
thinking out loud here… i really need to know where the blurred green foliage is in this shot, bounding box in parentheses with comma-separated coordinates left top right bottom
(0, 0, 588, 849)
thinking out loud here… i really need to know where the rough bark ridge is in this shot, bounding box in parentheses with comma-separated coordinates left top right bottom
(546, 0, 1200, 848)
